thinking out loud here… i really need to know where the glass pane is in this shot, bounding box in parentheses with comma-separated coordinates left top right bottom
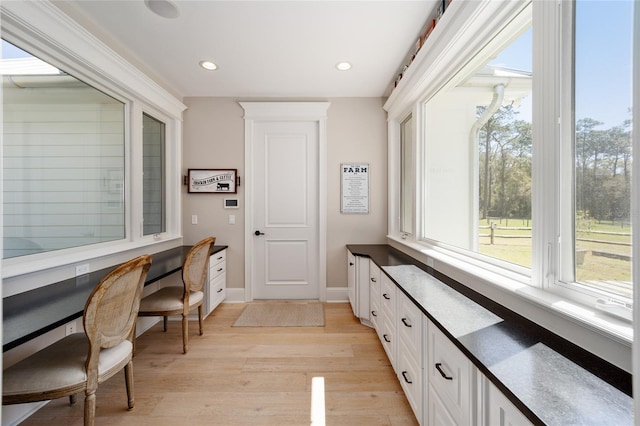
(2, 39, 125, 259)
(574, 0, 633, 298)
(423, 26, 532, 268)
(400, 115, 413, 234)
(143, 113, 166, 235)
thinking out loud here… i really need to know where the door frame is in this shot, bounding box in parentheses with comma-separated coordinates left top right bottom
(240, 102, 330, 302)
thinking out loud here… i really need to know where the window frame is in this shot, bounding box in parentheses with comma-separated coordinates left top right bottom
(1, 1, 185, 288)
(384, 0, 635, 349)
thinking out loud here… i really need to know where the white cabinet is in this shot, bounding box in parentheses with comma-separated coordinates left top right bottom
(426, 319, 475, 426)
(397, 291, 423, 421)
(483, 377, 533, 426)
(347, 250, 371, 323)
(206, 249, 226, 316)
(369, 262, 381, 329)
(380, 274, 397, 368)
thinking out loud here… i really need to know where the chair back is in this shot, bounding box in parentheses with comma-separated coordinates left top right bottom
(183, 237, 216, 293)
(83, 255, 152, 351)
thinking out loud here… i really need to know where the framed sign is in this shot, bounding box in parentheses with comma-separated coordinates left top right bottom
(341, 163, 369, 214)
(188, 169, 237, 193)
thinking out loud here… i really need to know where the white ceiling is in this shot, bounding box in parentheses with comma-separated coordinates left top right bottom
(58, 0, 437, 98)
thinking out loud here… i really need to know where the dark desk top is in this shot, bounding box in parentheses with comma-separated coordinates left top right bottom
(347, 244, 632, 425)
(3, 245, 227, 352)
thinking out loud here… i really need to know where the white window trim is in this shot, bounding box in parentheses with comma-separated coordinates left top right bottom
(384, 0, 634, 371)
(1, 1, 186, 288)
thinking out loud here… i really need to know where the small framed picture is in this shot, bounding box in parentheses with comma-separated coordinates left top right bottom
(188, 169, 237, 193)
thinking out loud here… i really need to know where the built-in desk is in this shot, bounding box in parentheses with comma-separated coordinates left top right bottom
(3, 245, 227, 352)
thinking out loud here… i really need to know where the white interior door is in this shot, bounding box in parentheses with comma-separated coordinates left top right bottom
(251, 120, 319, 299)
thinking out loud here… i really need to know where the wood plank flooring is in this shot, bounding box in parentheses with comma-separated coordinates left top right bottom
(18, 303, 418, 425)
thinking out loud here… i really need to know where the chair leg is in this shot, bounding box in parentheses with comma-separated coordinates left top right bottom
(124, 360, 135, 410)
(182, 314, 188, 354)
(84, 391, 96, 426)
(198, 305, 204, 336)
(163, 316, 168, 332)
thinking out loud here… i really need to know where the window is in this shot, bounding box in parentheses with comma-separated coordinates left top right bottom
(2, 39, 126, 259)
(422, 24, 532, 270)
(560, 0, 633, 302)
(142, 113, 166, 235)
(389, 0, 636, 320)
(400, 114, 414, 235)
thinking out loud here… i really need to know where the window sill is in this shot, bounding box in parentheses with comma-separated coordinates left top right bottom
(387, 235, 632, 350)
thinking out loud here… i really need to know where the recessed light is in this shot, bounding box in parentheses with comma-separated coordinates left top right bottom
(144, 0, 180, 19)
(199, 61, 218, 71)
(336, 62, 352, 71)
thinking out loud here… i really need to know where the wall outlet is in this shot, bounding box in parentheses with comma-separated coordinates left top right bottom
(191, 214, 198, 225)
(75, 263, 90, 276)
(65, 321, 76, 336)
(229, 214, 236, 225)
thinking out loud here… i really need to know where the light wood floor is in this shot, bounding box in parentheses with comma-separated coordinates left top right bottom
(19, 303, 418, 425)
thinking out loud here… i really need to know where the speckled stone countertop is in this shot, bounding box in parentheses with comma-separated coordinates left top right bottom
(347, 245, 633, 426)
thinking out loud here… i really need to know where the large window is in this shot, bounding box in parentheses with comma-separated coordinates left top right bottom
(392, 0, 635, 322)
(422, 23, 532, 270)
(566, 0, 633, 301)
(2, 39, 126, 259)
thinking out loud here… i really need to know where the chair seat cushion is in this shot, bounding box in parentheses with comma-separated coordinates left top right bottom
(3, 333, 132, 399)
(139, 286, 203, 313)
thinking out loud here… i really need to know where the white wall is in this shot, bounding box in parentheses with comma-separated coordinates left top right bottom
(182, 97, 388, 295)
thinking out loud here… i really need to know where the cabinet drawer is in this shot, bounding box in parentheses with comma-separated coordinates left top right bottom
(397, 291, 422, 356)
(211, 250, 226, 267)
(380, 274, 396, 319)
(209, 273, 226, 311)
(210, 260, 226, 281)
(427, 321, 473, 426)
(370, 279, 380, 329)
(379, 311, 396, 368)
(398, 339, 423, 422)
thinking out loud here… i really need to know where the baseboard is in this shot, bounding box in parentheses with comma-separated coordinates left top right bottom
(326, 286, 348, 303)
(224, 287, 246, 302)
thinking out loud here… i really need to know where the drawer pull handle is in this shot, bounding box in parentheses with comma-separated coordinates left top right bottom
(216, 288, 223, 293)
(383, 294, 391, 300)
(383, 334, 391, 343)
(401, 318, 412, 328)
(217, 256, 223, 260)
(435, 363, 453, 380)
(217, 268, 223, 272)
(401, 371, 413, 384)
(349, 262, 354, 266)
(371, 310, 377, 317)
(370, 277, 377, 282)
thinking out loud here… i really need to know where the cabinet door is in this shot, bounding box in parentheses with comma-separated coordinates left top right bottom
(427, 320, 474, 426)
(398, 291, 422, 356)
(428, 384, 458, 426)
(486, 379, 533, 426)
(347, 250, 356, 316)
(398, 339, 423, 422)
(369, 270, 381, 330)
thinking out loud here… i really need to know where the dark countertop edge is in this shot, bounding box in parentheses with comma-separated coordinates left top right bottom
(347, 244, 631, 426)
(2, 245, 228, 352)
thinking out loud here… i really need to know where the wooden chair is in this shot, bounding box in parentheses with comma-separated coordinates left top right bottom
(2, 255, 152, 426)
(138, 237, 215, 353)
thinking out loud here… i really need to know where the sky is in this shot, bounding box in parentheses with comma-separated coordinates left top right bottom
(489, 0, 633, 130)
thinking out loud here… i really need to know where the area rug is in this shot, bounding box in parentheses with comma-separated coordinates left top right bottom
(232, 302, 325, 327)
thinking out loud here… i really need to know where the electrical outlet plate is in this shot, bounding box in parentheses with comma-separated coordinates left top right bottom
(75, 264, 90, 276)
(65, 321, 76, 336)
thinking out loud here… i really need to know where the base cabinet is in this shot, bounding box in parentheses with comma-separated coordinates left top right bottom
(206, 249, 226, 316)
(347, 251, 533, 426)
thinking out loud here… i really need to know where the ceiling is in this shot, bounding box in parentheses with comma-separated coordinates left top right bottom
(57, 0, 437, 99)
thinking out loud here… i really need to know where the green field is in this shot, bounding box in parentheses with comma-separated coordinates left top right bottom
(478, 219, 631, 295)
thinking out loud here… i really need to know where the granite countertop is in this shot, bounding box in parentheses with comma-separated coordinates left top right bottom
(348, 245, 633, 426)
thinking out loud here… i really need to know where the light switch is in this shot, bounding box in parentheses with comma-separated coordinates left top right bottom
(229, 214, 236, 225)
(191, 214, 198, 225)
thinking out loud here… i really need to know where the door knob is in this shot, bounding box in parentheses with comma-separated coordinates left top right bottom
(254, 230, 265, 236)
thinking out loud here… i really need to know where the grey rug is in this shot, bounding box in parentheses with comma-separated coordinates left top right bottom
(233, 302, 325, 327)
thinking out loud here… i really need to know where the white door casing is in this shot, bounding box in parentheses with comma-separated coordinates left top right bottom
(241, 102, 329, 301)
